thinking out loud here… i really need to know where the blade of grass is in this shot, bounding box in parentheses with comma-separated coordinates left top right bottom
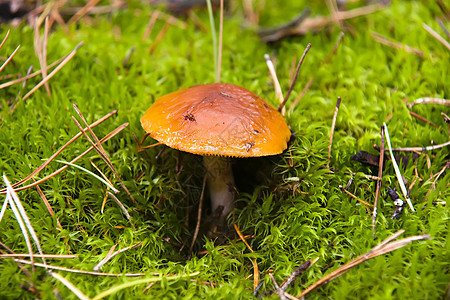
(55, 160, 119, 193)
(206, 0, 218, 82)
(383, 123, 415, 212)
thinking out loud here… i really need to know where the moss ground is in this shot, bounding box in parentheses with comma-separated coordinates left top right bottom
(0, 0, 449, 299)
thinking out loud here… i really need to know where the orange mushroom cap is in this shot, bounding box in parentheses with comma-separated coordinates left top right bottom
(140, 83, 291, 157)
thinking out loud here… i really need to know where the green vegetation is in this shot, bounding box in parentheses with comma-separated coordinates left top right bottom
(0, 1, 448, 299)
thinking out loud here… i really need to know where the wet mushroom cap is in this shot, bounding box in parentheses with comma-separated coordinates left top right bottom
(140, 83, 291, 157)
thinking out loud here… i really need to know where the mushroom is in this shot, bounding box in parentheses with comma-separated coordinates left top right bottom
(141, 83, 291, 222)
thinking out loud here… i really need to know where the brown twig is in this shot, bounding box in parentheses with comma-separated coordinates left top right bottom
(327, 96, 341, 168)
(298, 230, 431, 297)
(143, 11, 161, 40)
(189, 175, 207, 256)
(409, 111, 439, 128)
(423, 23, 450, 51)
(372, 125, 384, 232)
(371, 32, 424, 57)
(0, 29, 10, 51)
(339, 185, 374, 208)
(277, 43, 311, 112)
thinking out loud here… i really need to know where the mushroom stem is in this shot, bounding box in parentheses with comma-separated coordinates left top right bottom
(203, 156, 235, 221)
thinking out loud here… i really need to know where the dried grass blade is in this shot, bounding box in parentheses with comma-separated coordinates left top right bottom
(106, 192, 134, 228)
(408, 97, 450, 107)
(91, 272, 200, 300)
(93, 242, 142, 271)
(383, 123, 415, 212)
(55, 160, 119, 193)
(14, 259, 147, 277)
(33, 178, 62, 229)
(22, 42, 84, 101)
(189, 175, 207, 255)
(50, 272, 90, 300)
(0, 45, 20, 73)
(328, 96, 341, 168)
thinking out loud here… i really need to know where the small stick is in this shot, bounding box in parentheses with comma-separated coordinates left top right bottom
(388, 140, 450, 152)
(269, 272, 286, 300)
(339, 185, 374, 208)
(409, 111, 439, 128)
(371, 32, 424, 57)
(327, 96, 341, 168)
(280, 260, 311, 292)
(264, 54, 284, 114)
(277, 43, 311, 112)
(423, 23, 450, 50)
(189, 175, 207, 256)
(408, 97, 449, 108)
(383, 123, 415, 212)
(424, 162, 449, 200)
(22, 42, 83, 101)
(288, 77, 314, 112)
(372, 125, 384, 233)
